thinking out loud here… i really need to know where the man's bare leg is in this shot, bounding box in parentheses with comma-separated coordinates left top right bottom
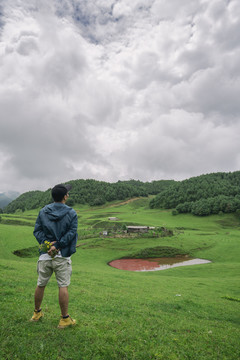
(59, 287, 69, 317)
(34, 285, 45, 310)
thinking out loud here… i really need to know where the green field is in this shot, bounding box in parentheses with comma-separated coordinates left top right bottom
(0, 198, 239, 360)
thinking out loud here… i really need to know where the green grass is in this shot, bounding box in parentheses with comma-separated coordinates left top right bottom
(121, 246, 188, 259)
(0, 199, 240, 359)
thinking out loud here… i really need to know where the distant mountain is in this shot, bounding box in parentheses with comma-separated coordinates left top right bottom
(0, 191, 20, 209)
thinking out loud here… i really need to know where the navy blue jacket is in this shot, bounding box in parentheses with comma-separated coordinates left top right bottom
(33, 203, 78, 257)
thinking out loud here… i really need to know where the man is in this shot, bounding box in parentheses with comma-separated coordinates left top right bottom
(30, 184, 78, 328)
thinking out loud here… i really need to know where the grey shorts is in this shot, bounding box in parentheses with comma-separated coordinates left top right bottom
(37, 258, 72, 288)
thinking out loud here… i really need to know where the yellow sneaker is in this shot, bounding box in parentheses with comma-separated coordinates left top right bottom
(58, 315, 76, 329)
(30, 309, 43, 322)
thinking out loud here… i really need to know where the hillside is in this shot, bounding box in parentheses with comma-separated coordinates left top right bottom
(4, 179, 174, 213)
(4, 171, 240, 216)
(0, 199, 240, 359)
(0, 191, 20, 210)
(150, 171, 240, 216)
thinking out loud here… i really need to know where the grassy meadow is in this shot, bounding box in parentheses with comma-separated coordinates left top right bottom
(0, 198, 239, 360)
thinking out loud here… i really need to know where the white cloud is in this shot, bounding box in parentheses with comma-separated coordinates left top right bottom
(0, 0, 240, 193)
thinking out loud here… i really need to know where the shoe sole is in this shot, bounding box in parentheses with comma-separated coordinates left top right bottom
(30, 315, 43, 322)
(58, 323, 76, 329)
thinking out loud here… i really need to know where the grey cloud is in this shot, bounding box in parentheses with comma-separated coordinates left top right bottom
(16, 36, 38, 55)
(176, 46, 214, 78)
(13, 30, 40, 55)
(117, 110, 240, 181)
(35, 48, 87, 93)
(173, 68, 240, 116)
(198, 1, 240, 52)
(150, 0, 202, 21)
(129, 51, 179, 90)
(0, 90, 99, 180)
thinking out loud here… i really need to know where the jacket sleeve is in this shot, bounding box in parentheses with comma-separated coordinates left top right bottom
(33, 213, 46, 244)
(55, 212, 78, 250)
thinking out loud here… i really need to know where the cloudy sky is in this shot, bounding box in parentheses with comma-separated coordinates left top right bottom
(0, 0, 240, 193)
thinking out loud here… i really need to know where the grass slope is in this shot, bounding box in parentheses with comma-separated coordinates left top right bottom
(0, 198, 239, 360)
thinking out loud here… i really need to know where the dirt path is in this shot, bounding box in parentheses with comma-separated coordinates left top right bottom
(107, 197, 140, 207)
(77, 197, 141, 212)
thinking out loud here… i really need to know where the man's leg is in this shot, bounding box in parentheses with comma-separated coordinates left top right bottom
(31, 260, 52, 321)
(55, 258, 76, 328)
(35, 260, 53, 310)
(34, 285, 45, 310)
(58, 286, 76, 328)
(30, 285, 45, 321)
(59, 287, 69, 317)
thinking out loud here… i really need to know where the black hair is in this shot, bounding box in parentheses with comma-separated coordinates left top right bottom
(51, 184, 69, 202)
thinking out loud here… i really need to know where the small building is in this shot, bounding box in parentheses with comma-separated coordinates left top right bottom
(99, 230, 108, 236)
(108, 217, 119, 221)
(127, 226, 149, 233)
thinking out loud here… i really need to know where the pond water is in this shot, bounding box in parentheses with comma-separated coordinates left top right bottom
(108, 257, 211, 272)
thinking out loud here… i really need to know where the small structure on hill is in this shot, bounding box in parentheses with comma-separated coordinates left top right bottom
(108, 217, 119, 221)
(127, 226, 153, 233)
(99, 230, 109, 236)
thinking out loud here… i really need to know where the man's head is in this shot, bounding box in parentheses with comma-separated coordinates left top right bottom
(51, 184, 72, 203)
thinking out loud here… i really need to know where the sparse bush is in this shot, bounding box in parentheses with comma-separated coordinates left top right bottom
(235, 209, 240, 218)
(66, 198, 75, 207)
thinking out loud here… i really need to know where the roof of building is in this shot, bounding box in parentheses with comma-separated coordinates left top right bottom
(126, 226, 148, 229)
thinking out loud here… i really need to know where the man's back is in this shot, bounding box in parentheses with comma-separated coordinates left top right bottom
(34, 202, 78, 257)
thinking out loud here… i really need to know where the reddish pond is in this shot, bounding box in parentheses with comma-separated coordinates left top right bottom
(108, 257, 211, 271)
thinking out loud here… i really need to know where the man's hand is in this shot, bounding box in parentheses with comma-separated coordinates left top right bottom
(48, 245, 58, 257)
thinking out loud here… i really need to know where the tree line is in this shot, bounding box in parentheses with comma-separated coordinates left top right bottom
(5, 172, 240, 216)
(150, 171, 240, 216)
(4, 179, 174, 213)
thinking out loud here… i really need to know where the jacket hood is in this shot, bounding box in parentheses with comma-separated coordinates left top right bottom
(43, 203, 71, 221)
